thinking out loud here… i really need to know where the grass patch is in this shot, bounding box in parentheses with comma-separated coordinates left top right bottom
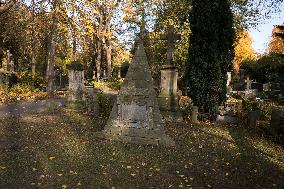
(0, 109, 283, 188)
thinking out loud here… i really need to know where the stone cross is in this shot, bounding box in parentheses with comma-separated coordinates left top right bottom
(227, 72, 232, 87)
(160, 25, 181, 65)
(245, 77, 252, 90)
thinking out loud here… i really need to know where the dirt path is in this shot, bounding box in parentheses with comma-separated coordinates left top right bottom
(0, 98, 67, 118)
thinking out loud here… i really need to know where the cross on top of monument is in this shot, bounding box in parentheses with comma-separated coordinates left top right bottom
(160, 25, 181, 65)
(245, 77, 252, 90)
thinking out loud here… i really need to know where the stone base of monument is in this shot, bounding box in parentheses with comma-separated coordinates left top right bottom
(100, 43, 175, 147)
(100, 128, 175, 146)
(158, 95, 183, 122)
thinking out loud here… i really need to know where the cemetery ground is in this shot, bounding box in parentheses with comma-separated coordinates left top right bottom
(0, 105, 283, 189)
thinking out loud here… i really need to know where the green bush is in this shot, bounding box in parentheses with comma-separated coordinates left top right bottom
(97, 92, 113, 117)
(243, 98, 273, 121)
(18, 72, 45, 89)
(241, 54, 284, 83)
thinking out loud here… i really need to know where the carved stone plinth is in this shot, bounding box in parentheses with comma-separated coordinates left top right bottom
(158, 65, 183, 122)
(67, 61, 84, 101)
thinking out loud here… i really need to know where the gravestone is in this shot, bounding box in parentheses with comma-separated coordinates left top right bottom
(226, 72, 232, 96)
(217, 104, 238, 124)
(0, 71, 3, 86)
(245, 77, 252, 90)
(191, 106, 199, 124)
(270, 108, 284, 135)
(233, 70, 246, 91)
(67, 61, 85, 101)
(251, 82, 263, 92)
(263, 83, 271, 92)
(102, 43, 174, 146)
(248, 111, 260, 127)
(158, 25, 183, 122)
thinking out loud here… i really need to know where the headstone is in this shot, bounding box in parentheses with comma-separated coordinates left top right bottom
(0, 72, 3, 86)
(67, 61, 85, 101)
(158, 65, 183, 121)
(226, 72, 232, 96)
(270, 108, 284, 135)
(191, 106, 199, 124)
(101, 43, 174, 146)
(8, 73, 17, 88)
(248, 111, 260, 127)
(245, 77, 252, 90)
(227, 72, 232, 87)
(251, 82, 263, 92)
(263, 83, 271, 92)
(217, 103, 238, 124)
(158, 25, 183, 122)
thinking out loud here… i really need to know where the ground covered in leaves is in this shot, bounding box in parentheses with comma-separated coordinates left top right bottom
(0, 108, 283, 189)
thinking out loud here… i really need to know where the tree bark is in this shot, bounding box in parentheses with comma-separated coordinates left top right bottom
(95, 13, 103, 81)
(104, 15, 112, 79)
(31, 0, 36, 77)
(46, 0, 58, 95)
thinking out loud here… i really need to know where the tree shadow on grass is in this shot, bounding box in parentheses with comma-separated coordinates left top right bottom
(227, 126, 284, 189)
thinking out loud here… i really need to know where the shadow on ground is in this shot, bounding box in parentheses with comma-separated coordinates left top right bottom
(0, 108, 283, 189)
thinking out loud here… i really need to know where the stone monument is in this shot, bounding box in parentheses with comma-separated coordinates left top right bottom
(102, 43, 174, 146)
(158, 25, 183, 122)
(226, 72, 232, 96)
(67, 60, 85, 101)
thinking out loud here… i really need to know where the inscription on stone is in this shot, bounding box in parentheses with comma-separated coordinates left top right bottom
(120, 104, 147, 124)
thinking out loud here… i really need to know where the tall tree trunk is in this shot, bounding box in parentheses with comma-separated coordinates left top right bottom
(95, 13, 103, 81)
(46, 0, 58, 95)
(96, 41, 102, 81)
(31, 0, 36, 77)
(71, 0, 76, 60)
(14, 56, 18, 71)
(104, 15, 112, 79)
(105, 44, 112, 79)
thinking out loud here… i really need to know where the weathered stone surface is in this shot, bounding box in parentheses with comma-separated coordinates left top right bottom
(270, 108, 284, 135)
(102, 43, 174, 146)
(158, 64, 183, 122)
(67, 61, 85, 101)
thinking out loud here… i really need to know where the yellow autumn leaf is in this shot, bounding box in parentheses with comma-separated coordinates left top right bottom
(49, 156, 56, 160)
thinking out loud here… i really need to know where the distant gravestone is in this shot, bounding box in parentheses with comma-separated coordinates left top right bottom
(102, 43, 174, 146)
(270, 108, 284, 135)
(227, 72, 232, 87)
(239, 69, 245, 82)
(226, 72, 232, 96)
(0, 72, 3, 86)
(245, 77, 252, 90)
(8, 73, 17, 88)
(67, 61, 84, 101)
(248, 111, 260, 127)
(191, 106, 199, 124)
(263, 83, 271, 92)
(251, 82, 263, 92)
(158, 25, 183, 122)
